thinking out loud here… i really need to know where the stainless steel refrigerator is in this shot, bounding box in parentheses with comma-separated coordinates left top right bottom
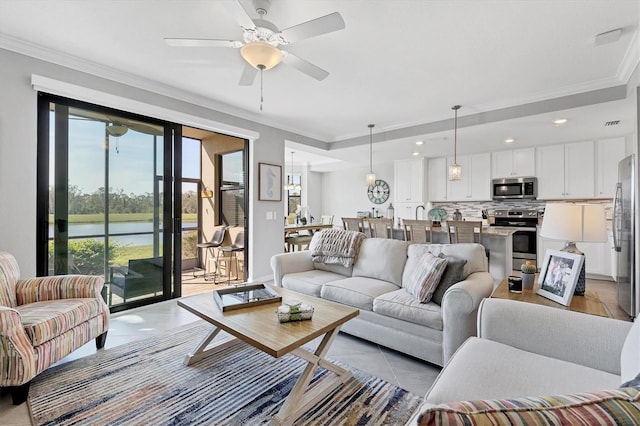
(613, 154, 635, 318)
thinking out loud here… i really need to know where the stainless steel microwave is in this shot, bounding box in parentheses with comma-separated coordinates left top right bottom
(492, 177, 537, 200)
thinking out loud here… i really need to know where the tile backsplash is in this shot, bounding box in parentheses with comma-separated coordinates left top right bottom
(430, 199, 613, 225)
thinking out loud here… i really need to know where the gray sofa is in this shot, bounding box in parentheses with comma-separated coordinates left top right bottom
(408, 298, 640, 424)
(270, 236, 494, 366)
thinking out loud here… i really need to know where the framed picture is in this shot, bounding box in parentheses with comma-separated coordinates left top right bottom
(258, 163, 282, 201)
(537, 249, 584, 306)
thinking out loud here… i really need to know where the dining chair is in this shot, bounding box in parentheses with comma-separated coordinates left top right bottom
(366, 218, 393, 238)
(341, 217, 364, 233)
(320, 215, 334, 225)
(403, 219, 433, 243)
(447, 220, 483, 244)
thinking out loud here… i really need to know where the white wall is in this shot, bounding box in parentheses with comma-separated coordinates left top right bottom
(0, 48, 315, 280)
(304, 169, 322, 221)
(321, 162, 394, 222)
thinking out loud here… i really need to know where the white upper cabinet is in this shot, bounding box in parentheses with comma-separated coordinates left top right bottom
(427, 157, 448, 201)
(491, 148, 536, 178)
(596, 137, 627, 198)
(394, 158, 425, 203)
(446, 153, 491, 201)
(536, 141, 594, 199)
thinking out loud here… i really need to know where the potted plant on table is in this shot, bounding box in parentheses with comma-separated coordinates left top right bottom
(521, 260, 537, 290)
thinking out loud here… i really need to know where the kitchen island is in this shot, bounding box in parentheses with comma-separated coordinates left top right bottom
(392, 225, 513, 286)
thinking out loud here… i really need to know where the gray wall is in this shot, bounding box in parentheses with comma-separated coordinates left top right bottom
(0, 48, 318, 280)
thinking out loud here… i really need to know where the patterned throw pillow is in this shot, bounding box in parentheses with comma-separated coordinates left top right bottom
(405, 252, 448, 303)
(417, 388, 640, 426)
(431, 254, 467, 305)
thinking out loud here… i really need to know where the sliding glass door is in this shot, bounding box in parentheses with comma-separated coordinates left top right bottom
(37, 94, 181, 312)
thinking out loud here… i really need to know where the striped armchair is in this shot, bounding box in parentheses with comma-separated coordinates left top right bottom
(0, 251, 109, 404)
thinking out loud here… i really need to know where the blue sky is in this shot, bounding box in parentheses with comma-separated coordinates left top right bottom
(50, 114, 201, 194)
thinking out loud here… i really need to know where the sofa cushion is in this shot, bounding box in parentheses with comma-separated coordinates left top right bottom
(373, 289, 443, 330)
(313, 261, 353, 277)
(17, 299, 104, 346)
(426, 337, 621, 404)
(621, 318, 640, 384)
(352, 238, 408, 287)
(403, 244, 486, 287)
(417, 387, 640, 426)
(320, 277, 399, 311)
(431, 254, 467, 305)
(282, 270, 345, 297)
(405, 252, 448, 303)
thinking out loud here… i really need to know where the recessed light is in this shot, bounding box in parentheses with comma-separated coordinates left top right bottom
(504, 138, 515, 144)
(415, 141, 424, 145)
(412, 151, 420, 156)
(553, 118, 568, 126)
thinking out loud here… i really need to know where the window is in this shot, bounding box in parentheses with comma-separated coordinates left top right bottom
(220, 151, 245, 227)
(287, 174, 301, 215)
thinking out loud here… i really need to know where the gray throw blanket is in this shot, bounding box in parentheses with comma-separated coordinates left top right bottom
(309, 228, 365, 268)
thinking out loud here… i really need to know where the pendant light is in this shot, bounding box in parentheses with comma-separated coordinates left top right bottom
(448, 105, 462, 181)
(366, 124, 376, 185)
(284, 151, 302, 191)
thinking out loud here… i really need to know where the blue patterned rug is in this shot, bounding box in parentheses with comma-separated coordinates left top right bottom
(28, 320, 422, 425)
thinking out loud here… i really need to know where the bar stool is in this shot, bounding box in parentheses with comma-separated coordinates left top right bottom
(214, 231, 244, 284)
(403, 219, 433, 243)
(194, 226, 226, 280)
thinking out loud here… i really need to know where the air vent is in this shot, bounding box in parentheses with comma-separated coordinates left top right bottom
(605, 120, 621, 127)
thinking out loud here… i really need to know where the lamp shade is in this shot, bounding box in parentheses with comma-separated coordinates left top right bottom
(540, 203, 607, 243)
(240, 41, 282, 70)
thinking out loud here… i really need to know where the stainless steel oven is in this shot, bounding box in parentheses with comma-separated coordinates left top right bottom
(492, 209, 539, 271)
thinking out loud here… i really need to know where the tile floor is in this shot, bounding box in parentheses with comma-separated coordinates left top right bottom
(0, 277, 629, 425)
(0, 295, 440, 426)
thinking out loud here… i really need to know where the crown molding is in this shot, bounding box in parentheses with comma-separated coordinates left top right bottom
(2, 31, 636, 148)
(617, 29, 640, 84)
(0, 33, 329, 142)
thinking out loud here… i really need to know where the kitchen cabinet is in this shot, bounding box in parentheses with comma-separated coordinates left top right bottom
(427, 157, 448, 201)
(537, 232, 614, 280)
(596, 137, 627, 198)
(536, 141, 594, 199)
(446, 153, 491, 201)
(491, 148, 536, 178)
(394, 158, 426, 203)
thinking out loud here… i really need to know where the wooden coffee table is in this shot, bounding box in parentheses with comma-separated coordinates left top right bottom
(177, 285, 359, 425)
(491, 278, 609, 317)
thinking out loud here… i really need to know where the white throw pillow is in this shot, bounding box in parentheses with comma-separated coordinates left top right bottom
(405, 251, 448, 303)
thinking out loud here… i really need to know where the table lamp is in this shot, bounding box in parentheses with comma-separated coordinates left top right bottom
(539, 203, 607, 295)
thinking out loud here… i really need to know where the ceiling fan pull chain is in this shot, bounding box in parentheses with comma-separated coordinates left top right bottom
(260, 66, 264, 111)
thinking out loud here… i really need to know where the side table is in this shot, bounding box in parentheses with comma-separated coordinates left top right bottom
(491, 279, 610, 318)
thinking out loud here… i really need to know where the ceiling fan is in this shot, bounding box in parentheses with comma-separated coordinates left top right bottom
(105, 118, 163, 137)
(164, 0, 345, 86)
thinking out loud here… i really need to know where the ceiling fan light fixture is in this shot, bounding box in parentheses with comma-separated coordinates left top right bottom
(106, 124, 128, 137)
(240, 41, 282, 70)
(448, 105, 462, 181)
(366, 124, 376, 185)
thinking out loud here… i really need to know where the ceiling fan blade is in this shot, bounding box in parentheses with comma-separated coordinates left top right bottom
(164, 38, 242, 48)
(224, 0, 256, 30)
(281, 51, 329, 81)
(126, 122, 164, 136)
(279, 12, 345, 44)
(239, 63, 258, 86)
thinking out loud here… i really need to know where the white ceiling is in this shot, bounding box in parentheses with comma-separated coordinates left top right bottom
(1, 0, 638, 172)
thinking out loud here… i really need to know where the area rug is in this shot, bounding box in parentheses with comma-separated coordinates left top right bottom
(28, 321, 422, 425)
